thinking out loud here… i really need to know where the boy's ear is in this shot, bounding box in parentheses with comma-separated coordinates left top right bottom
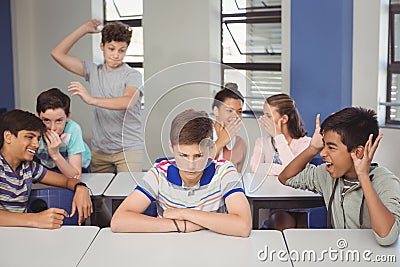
(3, 130, 13, 144)
(66, 112, 71, 122)
(353, 146, 365, 159)
(213, 106, 219, 117)
(169, 141, 174, 154)
(100, 42, 104, 51)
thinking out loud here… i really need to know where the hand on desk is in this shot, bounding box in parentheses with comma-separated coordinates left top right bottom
(31, 208, 69, 229)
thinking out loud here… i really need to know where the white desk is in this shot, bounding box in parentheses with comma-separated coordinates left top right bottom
(32, 172, 115, 197)
(0, 226, 99, 267)
(80, 172, 115, 196)
(243, 173, 324, 229)
(78, 228, 291, 267)
(103, 172, 146, 213)
(283, 229, 400, 266)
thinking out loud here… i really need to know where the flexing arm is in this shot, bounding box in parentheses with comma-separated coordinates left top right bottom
(163, 192, 252, 237)
(278, 114, 323, 184)
(110, 190, 204, 233)
(68, 82, 140, 110)
(51, 19, 102, 77)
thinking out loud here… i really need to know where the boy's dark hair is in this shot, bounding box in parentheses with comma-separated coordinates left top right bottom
(320, 107, 379, 152)
(101, 21, 132, 45)
(267, 93, 307, 138)
(36, 88, 70, 116)
(170, 109, 213, 146)
(0, 109, 46, 148)
(212, 82, 244, 109)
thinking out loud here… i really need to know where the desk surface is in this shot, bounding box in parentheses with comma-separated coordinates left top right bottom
(103, 172, 146, 198)
(78, 228, 291, 267)
(32, 172, 115, 196)
(80, 172, 115, 196)
(0, 226, 99, 267)
(243, 173, 321, 198)
(283, 229, 400, 266)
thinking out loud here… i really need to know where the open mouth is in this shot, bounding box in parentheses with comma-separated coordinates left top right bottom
(27, 148, 36, 155)
(325, 162, 333, 171)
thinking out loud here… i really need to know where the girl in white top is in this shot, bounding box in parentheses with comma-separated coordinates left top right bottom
(250, 94, 311, 231)
(250, 94, 310, 175)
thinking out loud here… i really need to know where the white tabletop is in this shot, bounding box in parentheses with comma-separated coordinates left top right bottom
(32, 172, 115, 196)
(283, 228, 400, 266)
(243, 173, 321, 198)
(0, 226, 99, 267)
(78, 228, 291, 267)
(80, 172, 115, 196)
(103, 172, 146, 198)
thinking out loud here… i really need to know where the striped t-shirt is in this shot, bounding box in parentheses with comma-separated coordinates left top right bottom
(135, 159, 244, 217)
(0, 153, 47, 212)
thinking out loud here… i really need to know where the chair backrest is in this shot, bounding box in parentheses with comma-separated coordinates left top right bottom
(309, 156, 324, 166)
(307, 206, 327, 229)
(28, 188, 78, 225)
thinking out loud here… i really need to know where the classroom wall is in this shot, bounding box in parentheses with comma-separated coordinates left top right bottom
(11, 0, 96, 144)
(10, 0, 400, 175)
(352, 0, 400, 176)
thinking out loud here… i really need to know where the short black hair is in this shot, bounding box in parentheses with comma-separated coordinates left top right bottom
(36, 88, 70, 116)
(212, 83, 244, 109)
(320, 107, 379, 152)
(0, 109, 46, 148)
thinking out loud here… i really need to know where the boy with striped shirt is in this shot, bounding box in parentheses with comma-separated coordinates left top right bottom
(0, 110, 92, 228)
(111, 109, 252, 237)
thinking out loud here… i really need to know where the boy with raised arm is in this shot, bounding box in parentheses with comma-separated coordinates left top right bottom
(278, 107, 400, 246)
(51, 19, 144, 173)
(0, 110, 92, 228)
(111, 109, 252, 237)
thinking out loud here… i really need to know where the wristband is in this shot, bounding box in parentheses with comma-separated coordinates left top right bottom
(73, 182, 87, 193)
(183, 220, 187, 233)
(172, 219, 181, 233)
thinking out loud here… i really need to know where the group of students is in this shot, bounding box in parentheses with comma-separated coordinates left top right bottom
(0, 19, 399, 246)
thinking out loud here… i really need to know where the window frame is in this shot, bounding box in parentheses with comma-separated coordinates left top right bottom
(221, 2, 282, 117)
(385, 2, 400, 125)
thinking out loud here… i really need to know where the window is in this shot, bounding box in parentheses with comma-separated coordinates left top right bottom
(222, 0, 282, 116)
(104, 0, 143, 71)
(385, 0, 400, 125)
(104, 0, 144, 105)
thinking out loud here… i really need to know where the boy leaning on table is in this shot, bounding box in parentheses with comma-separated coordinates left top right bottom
(111, 109, 252, 237)
(0, 110, 92, 228)
(278, 107, 400, 246)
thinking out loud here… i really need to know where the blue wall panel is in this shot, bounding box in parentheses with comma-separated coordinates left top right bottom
(0, 0, 15, 112)
(291, 0, 353, 134)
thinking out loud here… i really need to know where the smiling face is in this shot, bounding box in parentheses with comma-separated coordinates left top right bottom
(170, 143, 211, 187)
(213, 98, 243, 125)
(320, 130, 357, 179)
(4, 130, 41, 165)
(38, 108, 69, 136)
(101, 41, 128, 70)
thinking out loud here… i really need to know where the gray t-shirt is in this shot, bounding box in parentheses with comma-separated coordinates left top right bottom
(83, 61, 144, 153)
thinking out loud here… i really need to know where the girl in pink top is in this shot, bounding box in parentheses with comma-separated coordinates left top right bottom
(250, 94, 311, 231)
(250, 94, 310, 175)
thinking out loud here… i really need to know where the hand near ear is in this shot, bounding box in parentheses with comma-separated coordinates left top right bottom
(351, 133, 383, 179)
(309, 114, 323, 153)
